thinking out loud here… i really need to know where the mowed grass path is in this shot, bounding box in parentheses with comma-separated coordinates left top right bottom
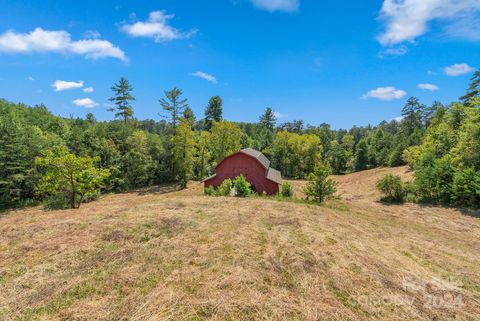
(1, 167, 479, 321)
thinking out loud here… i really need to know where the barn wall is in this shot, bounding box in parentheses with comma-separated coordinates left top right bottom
(204, 153, 279, 195)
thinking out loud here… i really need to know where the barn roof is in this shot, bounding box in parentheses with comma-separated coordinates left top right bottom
(266, 168, 282, 184)
(240, 148, 271, 169)
(203, 148, 282, 185)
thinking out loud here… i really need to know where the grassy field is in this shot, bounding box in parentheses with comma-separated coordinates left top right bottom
(1, 167, 479, 321)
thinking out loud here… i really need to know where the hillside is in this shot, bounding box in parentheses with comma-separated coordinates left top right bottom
(1, 167, 479, 321)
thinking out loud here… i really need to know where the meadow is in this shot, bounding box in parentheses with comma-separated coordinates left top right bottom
(1, 167, 479, 321)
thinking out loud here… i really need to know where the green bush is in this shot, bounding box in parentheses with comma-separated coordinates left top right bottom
(452, 167, 480, 207)
(376, 174, 404, 203)
(281, 182, 294, 198)
(303, 167, 337, 203)
(234, 175, 252, 197)
(204, 186, 216, 196)
(218, 179, 233, 196)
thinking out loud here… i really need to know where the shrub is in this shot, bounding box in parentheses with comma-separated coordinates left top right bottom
(303, 167, 337, 203)
(218, 179, 233, 196)
(204, 186, 216, 196)
(376, 174, 404, 203)
(234, 175, 252, 197)
(452, 167, 480, 207)
(281, 182, 294, 198)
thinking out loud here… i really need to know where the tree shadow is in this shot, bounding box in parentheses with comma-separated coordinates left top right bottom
(133, 183, 183, 196)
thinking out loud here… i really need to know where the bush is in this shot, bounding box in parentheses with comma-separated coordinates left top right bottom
(303, 167, 337, 203)
(281, 182, 294, 198)
(218, 179, 233, 196)
(376, 174, 404, 203)
(204, 186, 216, 196)
(234, 175, 252, 197)
(452, 167, 480, 207)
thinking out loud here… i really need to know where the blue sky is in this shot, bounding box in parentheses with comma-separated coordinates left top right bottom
(0, 0, 479, 129)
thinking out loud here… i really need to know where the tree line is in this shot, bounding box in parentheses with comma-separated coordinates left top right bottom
(1, 71, 479, 209)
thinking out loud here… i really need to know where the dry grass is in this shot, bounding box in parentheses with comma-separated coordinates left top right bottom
(1, 167, 479, 321)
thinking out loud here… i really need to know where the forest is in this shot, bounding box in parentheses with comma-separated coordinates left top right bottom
(1, 71, 479, 209)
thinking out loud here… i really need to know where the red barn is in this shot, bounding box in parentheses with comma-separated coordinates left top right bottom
(204, 148, 282, 195)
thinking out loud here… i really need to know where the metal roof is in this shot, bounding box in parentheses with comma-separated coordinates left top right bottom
(266, 167, 282, 184)
(240, 148, 271, 169)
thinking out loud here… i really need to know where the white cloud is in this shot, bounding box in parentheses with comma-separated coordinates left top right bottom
(393, 116, 405, 123)
(83, 30, 101, 39)
(191, 71, 217, 84)
(121, 11, 196, 42)
(418, 83, 439, 91)
(362, 86, 406, 101)
(273, 111, 284, 119)
(0, 28, 127, 61)
(72, 98, 98, 108)
(83, 87, 94, 93)
(444, 63, 475, 76)
(250, 0, 299, 12)
(378, 0, 480, 46)
(26, 76, 35, 81)
(52, 80, 84, 91)
(379, 45, 408, 58)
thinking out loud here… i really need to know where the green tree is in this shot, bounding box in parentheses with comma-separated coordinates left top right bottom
(401, 97, 424, 135)
(160, 87, 189, 133)
(354, 139, 369, 171)
(460, 70, 480, 106)
(210, 121, 243, 163)
(182, 106, 196, 128)
(172, 121, 196, 188)
(122, 131, 153, 187)
(376, 174, 404, 203)
(259, 107, 277, 131)
(35, 146, 110, 209)
(195, 131, 212, 179)
(204, 96, 223, 130)
(304, 166, 337, 203)
(108, 77, 135, 124)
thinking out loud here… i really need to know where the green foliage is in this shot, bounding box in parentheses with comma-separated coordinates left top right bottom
(460, 70, 480, 106)
(35, 146, 110, 209)
(160, 87, 189, 133)
(172, 121, 196, 188)
(218, 179, 233, 196)
(451, 168, 480, 207)
(376, 174, 404, 203)
(204, 186, 216, 196)
(280, 182, 294, 198)
(271, 131, 322, 178)
(234, 175, 252, 197)
(204, 96, 223, 130)
(354, 139, 369, 171)
(259, 107, 277, 131)
(108, 77, 135, 124)
(210, 121, 243, 163)
(303, 167, 337, 203)
(194, 131, 212, 179)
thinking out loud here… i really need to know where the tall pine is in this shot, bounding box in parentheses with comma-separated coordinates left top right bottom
(108, 77, 135, 124)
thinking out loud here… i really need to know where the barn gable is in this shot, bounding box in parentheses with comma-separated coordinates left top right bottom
(204, 148, 282, 195)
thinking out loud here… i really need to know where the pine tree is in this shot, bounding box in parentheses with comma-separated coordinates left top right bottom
(401, 97, 424, 135)
(355, 139, 369, 171)
(460, 70, 480, 106)
(108, 77, 135, 124)
(204, 96, 223, 130)
(259, 107, 277, 131)
(182, 106, 196, 128)
(160, 88, 189, 134)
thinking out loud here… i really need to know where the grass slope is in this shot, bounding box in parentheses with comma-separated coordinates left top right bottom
(1, 167, 479, 321)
